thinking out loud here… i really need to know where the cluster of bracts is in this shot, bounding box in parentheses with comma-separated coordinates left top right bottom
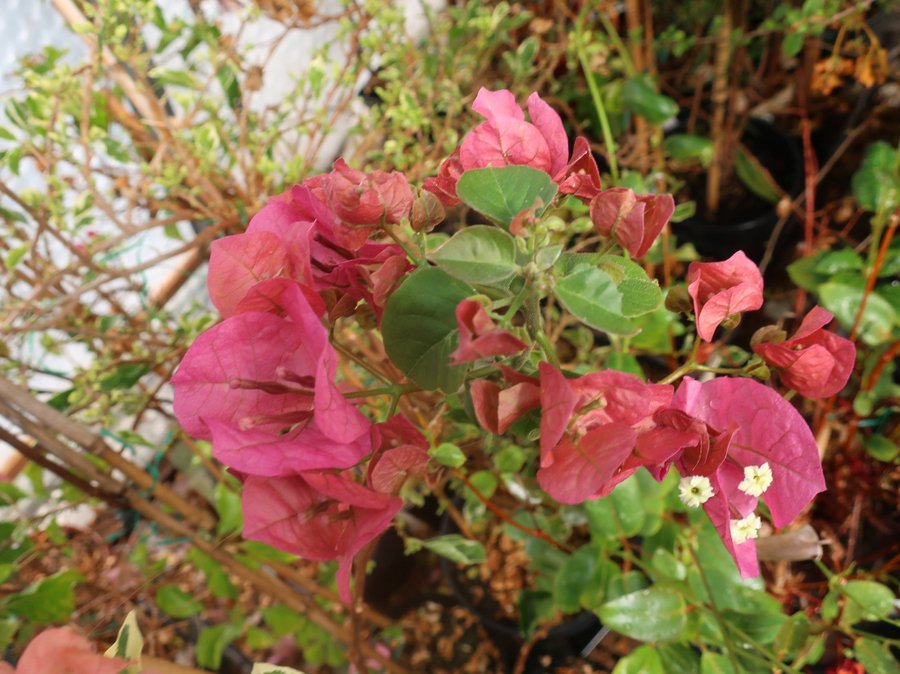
(172, 89, 855, 602)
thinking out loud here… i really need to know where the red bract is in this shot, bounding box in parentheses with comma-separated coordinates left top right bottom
(555, 136, 602, 202)
(671, 377, 826, 577)
(449, 299, 527, 364)
(307, 158, 414, 228)
(535, 363, 674, 503)
(687, 251, 764, 342)
(0, 628, 128, 674)
(470, 366, 541, 435)
(366, 414, 430, 495)
(753, 306, 856, 399)
(589, 188, 675, 258)
(172, 283, 373, 475)
(242, 471, 402, 603)
(319, 241, 412, 321)
(422, 148, 464, 207)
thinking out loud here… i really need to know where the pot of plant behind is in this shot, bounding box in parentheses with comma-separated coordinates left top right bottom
(665, 115, 804, 263)
(437, 504, 604, 674)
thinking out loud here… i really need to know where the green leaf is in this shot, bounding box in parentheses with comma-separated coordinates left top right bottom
(431, 226, 518, 285)
(0, 617, 19, 652)
(865, 434, 899, 462)
(598, 587, 688, 642)
(4, 570, 81, 624)
(841, 580, 896, 626)
(853, 142, 900, 213)
(813, 249, 864, 275)
(0, 483, 25, 507)
(215, 482, 243, 536)
(419, 534, 486, 565)
(196, 624, 242, 670)
(187, 548, 238, 599)
(783, 31, 805, 58)
(555, 266, 637, 336)
(4, 245, 27, 271)
(156, 585, 204, 618)
(613, 644, 665, 673)
(657, 644, 701, 674)
(105, 610, 144, 666)
(263, 604, 306, 636)
(820, 282, 896, 346)
(429, 442, 466, 468)
(700, 652, 738, 674)
(99, 363, 150, 391)
(736, 148, 781, 204)
(774, 613, 810, 660)
(382, 267, 473, 391)
(664, 134, 713, 166)
(519, 589, 555, 636)
(598, 255, 663, 317)
(493, 445, 525, 473)
(854, 637, 900, 674)
(554, 546, 598, 614)
(622, 75, 679, 124)
(456, 166, 558, 227)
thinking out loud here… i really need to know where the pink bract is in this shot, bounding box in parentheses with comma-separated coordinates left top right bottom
(308, 158, 414, 228)
(671, 377, 826, 577)
(535, 363, 673, 501)
(753, 306, 856, 399)
(449, 299, 527, 364)
(687, 251, 764, 342)
(459, 88, 568, 177)
(242, 471, 402, 603)
(172, 283, 372, 475)
(589, 187, 675, 258)
(1, 628, 128, 674)
(554, 136, 603, 202)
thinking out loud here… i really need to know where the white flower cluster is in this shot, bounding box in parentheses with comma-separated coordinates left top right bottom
(678, 463, 775, 545)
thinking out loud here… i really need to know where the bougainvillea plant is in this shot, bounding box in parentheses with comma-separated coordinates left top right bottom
(171, 88, 855, 614)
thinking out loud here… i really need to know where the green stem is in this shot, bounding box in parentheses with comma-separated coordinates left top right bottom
(344, 382, 418, 399)
(687, 544, 744, 674)
(575, 28, 620, 184)
(525, 283, 559, 367)
(658, 361, 695, 385)
(382, 225, 424, 265)
(596, 12, 637, 77)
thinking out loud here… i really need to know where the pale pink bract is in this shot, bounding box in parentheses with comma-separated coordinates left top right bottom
(687, 251, 764, 342)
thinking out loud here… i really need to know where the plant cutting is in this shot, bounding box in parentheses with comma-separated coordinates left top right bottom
(167, 87, 868, 672)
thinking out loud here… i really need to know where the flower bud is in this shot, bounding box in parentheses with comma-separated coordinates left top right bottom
(720, 313, 742, 331)
(665, 285, 693, 314)
(750, 325, 788, 348)
(410, 190, 445, 233)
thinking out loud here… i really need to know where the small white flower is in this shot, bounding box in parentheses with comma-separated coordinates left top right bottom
(730, 513, 763, 544)
(678, 475, 715, 508)
(738, 462, 774, 497)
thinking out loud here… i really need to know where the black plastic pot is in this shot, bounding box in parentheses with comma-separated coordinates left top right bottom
(438, 515, 603, 673)
(671, 118, 804, 262)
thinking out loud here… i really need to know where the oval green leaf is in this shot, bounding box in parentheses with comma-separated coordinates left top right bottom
(382, 266, 474, 392)
(598, 587, 688, 642)
(456, 165, 558, 227)
(431, 225, 518, 285)
(554, 266, 638, 336)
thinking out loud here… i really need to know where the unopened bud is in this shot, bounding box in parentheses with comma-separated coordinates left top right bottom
(410, 190, 445, 233)
(750, 325, 787, 348)
(776, 196, 792, 219)
(665, 285, 693, 314)
(355, 304, 377, 330)
(745, 357, 771, 380)
(720, 313, 742, 331)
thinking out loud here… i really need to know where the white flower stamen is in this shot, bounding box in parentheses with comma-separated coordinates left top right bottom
(678, 475, 715, 508)
(738, 463, 773, 497)
(730, 513, 762, 544)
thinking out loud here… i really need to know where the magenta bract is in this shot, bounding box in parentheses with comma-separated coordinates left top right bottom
(308, 158, 414, 228)
(172, 283, 373, 475)
(671, 377, 826, 577)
